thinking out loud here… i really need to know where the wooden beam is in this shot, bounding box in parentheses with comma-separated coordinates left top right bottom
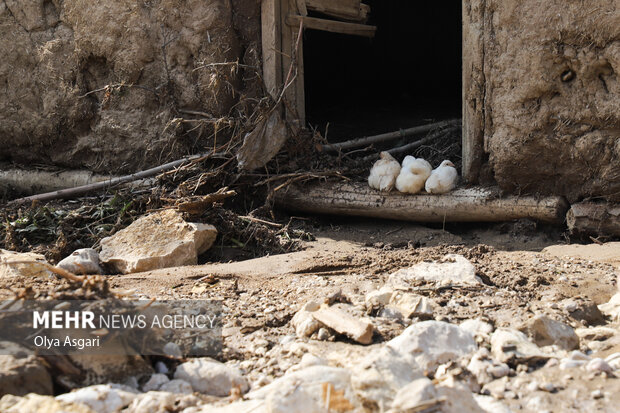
(274, 182, 569, 224)
(286, 15, 376, 38)
(305, 0, 368, 22)
(261, 0, 282, 99)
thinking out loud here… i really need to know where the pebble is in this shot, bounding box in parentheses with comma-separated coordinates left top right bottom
(585, 358, 613, 373)
(317, 327, 330, 341)
(142, 374, 169, 392)
(592, 389, 604, 399)
(155, 361, 169, 374)
(174, 358, 249, 397)
(163, 342, 183, 358)
(539, 382, 556, 392)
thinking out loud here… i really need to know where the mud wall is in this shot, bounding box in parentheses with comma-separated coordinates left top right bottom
(0, 0, 261, 173)
(464, 0, 620, 202)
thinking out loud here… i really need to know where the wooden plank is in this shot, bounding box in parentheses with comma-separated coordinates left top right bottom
(261, 0, 282, 99)
(306, 0, 368, 22)
(286, 15, 376, 37)
(462, 0, 485, 183)
(274, 182, 569, 224)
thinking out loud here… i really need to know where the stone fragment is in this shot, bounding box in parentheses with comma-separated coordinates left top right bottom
(0, 249, 51, 278)
(56, 248, 103, 275)
(124, 391, 201, 413)
(519, 315, 579, 350)
(585, 358, 613, 373)
(491, 329, 550, 364)
(599, 293, 620, 322)
(460, 319, 494, 340)
(291, 301, 322, 338)
(0, 394, 94, 413)
(312, 304, 374, 345)
(388, 292, 434, 319)
(575, 326, 616, 342)
(0, 354, 53, 397)
(474, 394, 514, 413)
(100, 210, 217, 274)
(365, 287, 394, 309)
(142, 373, 169, 392)
(389, 377, 437, 411)
(174, 358, 248, 397)
(561, 297, 605, 325)
(159, 379, 193, 394)
(387, 254, 481, 288)
(387, 321, 477, 371)
(246, 366, 361, 413)
(56, 384, 139, 413)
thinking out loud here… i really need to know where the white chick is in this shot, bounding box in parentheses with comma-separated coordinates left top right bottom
(425, 160, 459, 194)
(395, 156, 432, 194)
(368, 151, 401, 192)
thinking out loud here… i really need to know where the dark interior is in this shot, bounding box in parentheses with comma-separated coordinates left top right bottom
(304, 0, 462, 141)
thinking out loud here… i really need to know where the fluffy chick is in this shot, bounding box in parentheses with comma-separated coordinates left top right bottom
(425, 160, 458, 194)
(395, 156, 432, 194)
(368, 152, 401, 192)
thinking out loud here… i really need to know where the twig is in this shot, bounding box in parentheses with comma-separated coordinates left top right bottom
(9, 151, 216, 204)
(239, 216, 283, 228)
(2, 260, 85, 282)
(320, 119, 461, 153)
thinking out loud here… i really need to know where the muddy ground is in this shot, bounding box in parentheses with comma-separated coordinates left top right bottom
(2, 215, 619, 412)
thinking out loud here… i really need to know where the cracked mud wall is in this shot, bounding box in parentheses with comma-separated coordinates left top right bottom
(464, 0, 620, 202)
(0, 0, 260, 173)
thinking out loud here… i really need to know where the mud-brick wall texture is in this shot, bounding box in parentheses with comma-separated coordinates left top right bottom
(0, 0, 260, 173)
(464, 0, 620, 202)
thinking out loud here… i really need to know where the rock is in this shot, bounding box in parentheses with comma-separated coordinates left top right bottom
(63, 355, 153, 388)
(125, 391, 201, 413)
(365, 287, 394, 309)
(184, 400, 267, 413)
(351, 346, 424, 408)
(467, 348, 511, 385)
(561, 297, 605, 325)
(56, 384, 139, 413)
(0, 354, 53, 397)
(599, 293, 620, 322)
(460, 319, 494, 340)
(100, 210, 217, 274)
(142, 373, 169, 392)
(519, 315, 579, 350)
(298, 353, 327, 369)
(291, 301, 322, 338)
(389, 377, 437, 411)
(387, 254, 481, 288)
(155, 361, 169, 374)
(491, 328, 550, 364)
(312, 304, 374, 345)
(575, 326, 616, 342)
(436, 379, 485, 413)
(174, 358, 248, 397)
(316, 328, 331, 341)
(474, 394, 514, 413)
(388, 292, 434, 319)
(585, 358, 613, 373)
(163, 342, 183, 358)
(0, 394, 94, 413)
(56, 248, 103, 275)
(0, 249, 51, 278)
(387, 321, 477, 372)
(246, 366, 360, 413)
(157, 379, 192, 394)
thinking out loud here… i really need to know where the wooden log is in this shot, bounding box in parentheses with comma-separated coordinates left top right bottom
(286, 15, 376, 37)
(261, 0, 282, 99)
(566, 202, 620, 237)
(275, 182, 569, 224)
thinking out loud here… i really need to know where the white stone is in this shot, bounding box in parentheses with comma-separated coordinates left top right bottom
(365, 287, 394, 309)
(159, 379, 193, 394)
(519, 315, 579, 350)
(246, 366, 360, 412)
(474, 395, 514, 413)
(585, 358, 613, 373)
(56, 384, 139, 413)
(491, 329, 549, 364)
(388, 292, 434, 319)
(312, 304, 374, 345)
(559, 359, 586, 369)
(387, 254, 481, 288)
(460, 319, 494, 338)
(99, 209, 217, 274)
(575, 326, 616, 341)
(174, 358, 248, 397)
(351, 346, 423, 409)
(142, 373, 169, 392)
(568, 350, 590, 361)
(163, 342, 183, 358)
(56, 248, 103, 275)
(435, 379, 486, 413)
(389, 377, 437, 411)
(387, 321, 477, 371)
(155, 361, 169, 374)
(0, 394, 94, 413)
(291, 301, 322, 338)
(299, 353, 327, 369)
(598, 293, 620, 322)
(125, 391, 201, 413)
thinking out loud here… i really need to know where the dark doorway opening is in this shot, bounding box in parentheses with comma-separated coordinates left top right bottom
(304, 0, 462, 142)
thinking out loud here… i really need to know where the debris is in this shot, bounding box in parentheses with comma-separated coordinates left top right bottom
(519, 315, 579, 350)
(173, 358, 249, 397)
(388, 254, 481, 288)
(387, 321, 477, 372)
(0, 353, 54, 397)
(236, 110, 288, 171)
(311, 304, 374, 345)
(99, 209, 217, 274)
(57, 248, 103, 275)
